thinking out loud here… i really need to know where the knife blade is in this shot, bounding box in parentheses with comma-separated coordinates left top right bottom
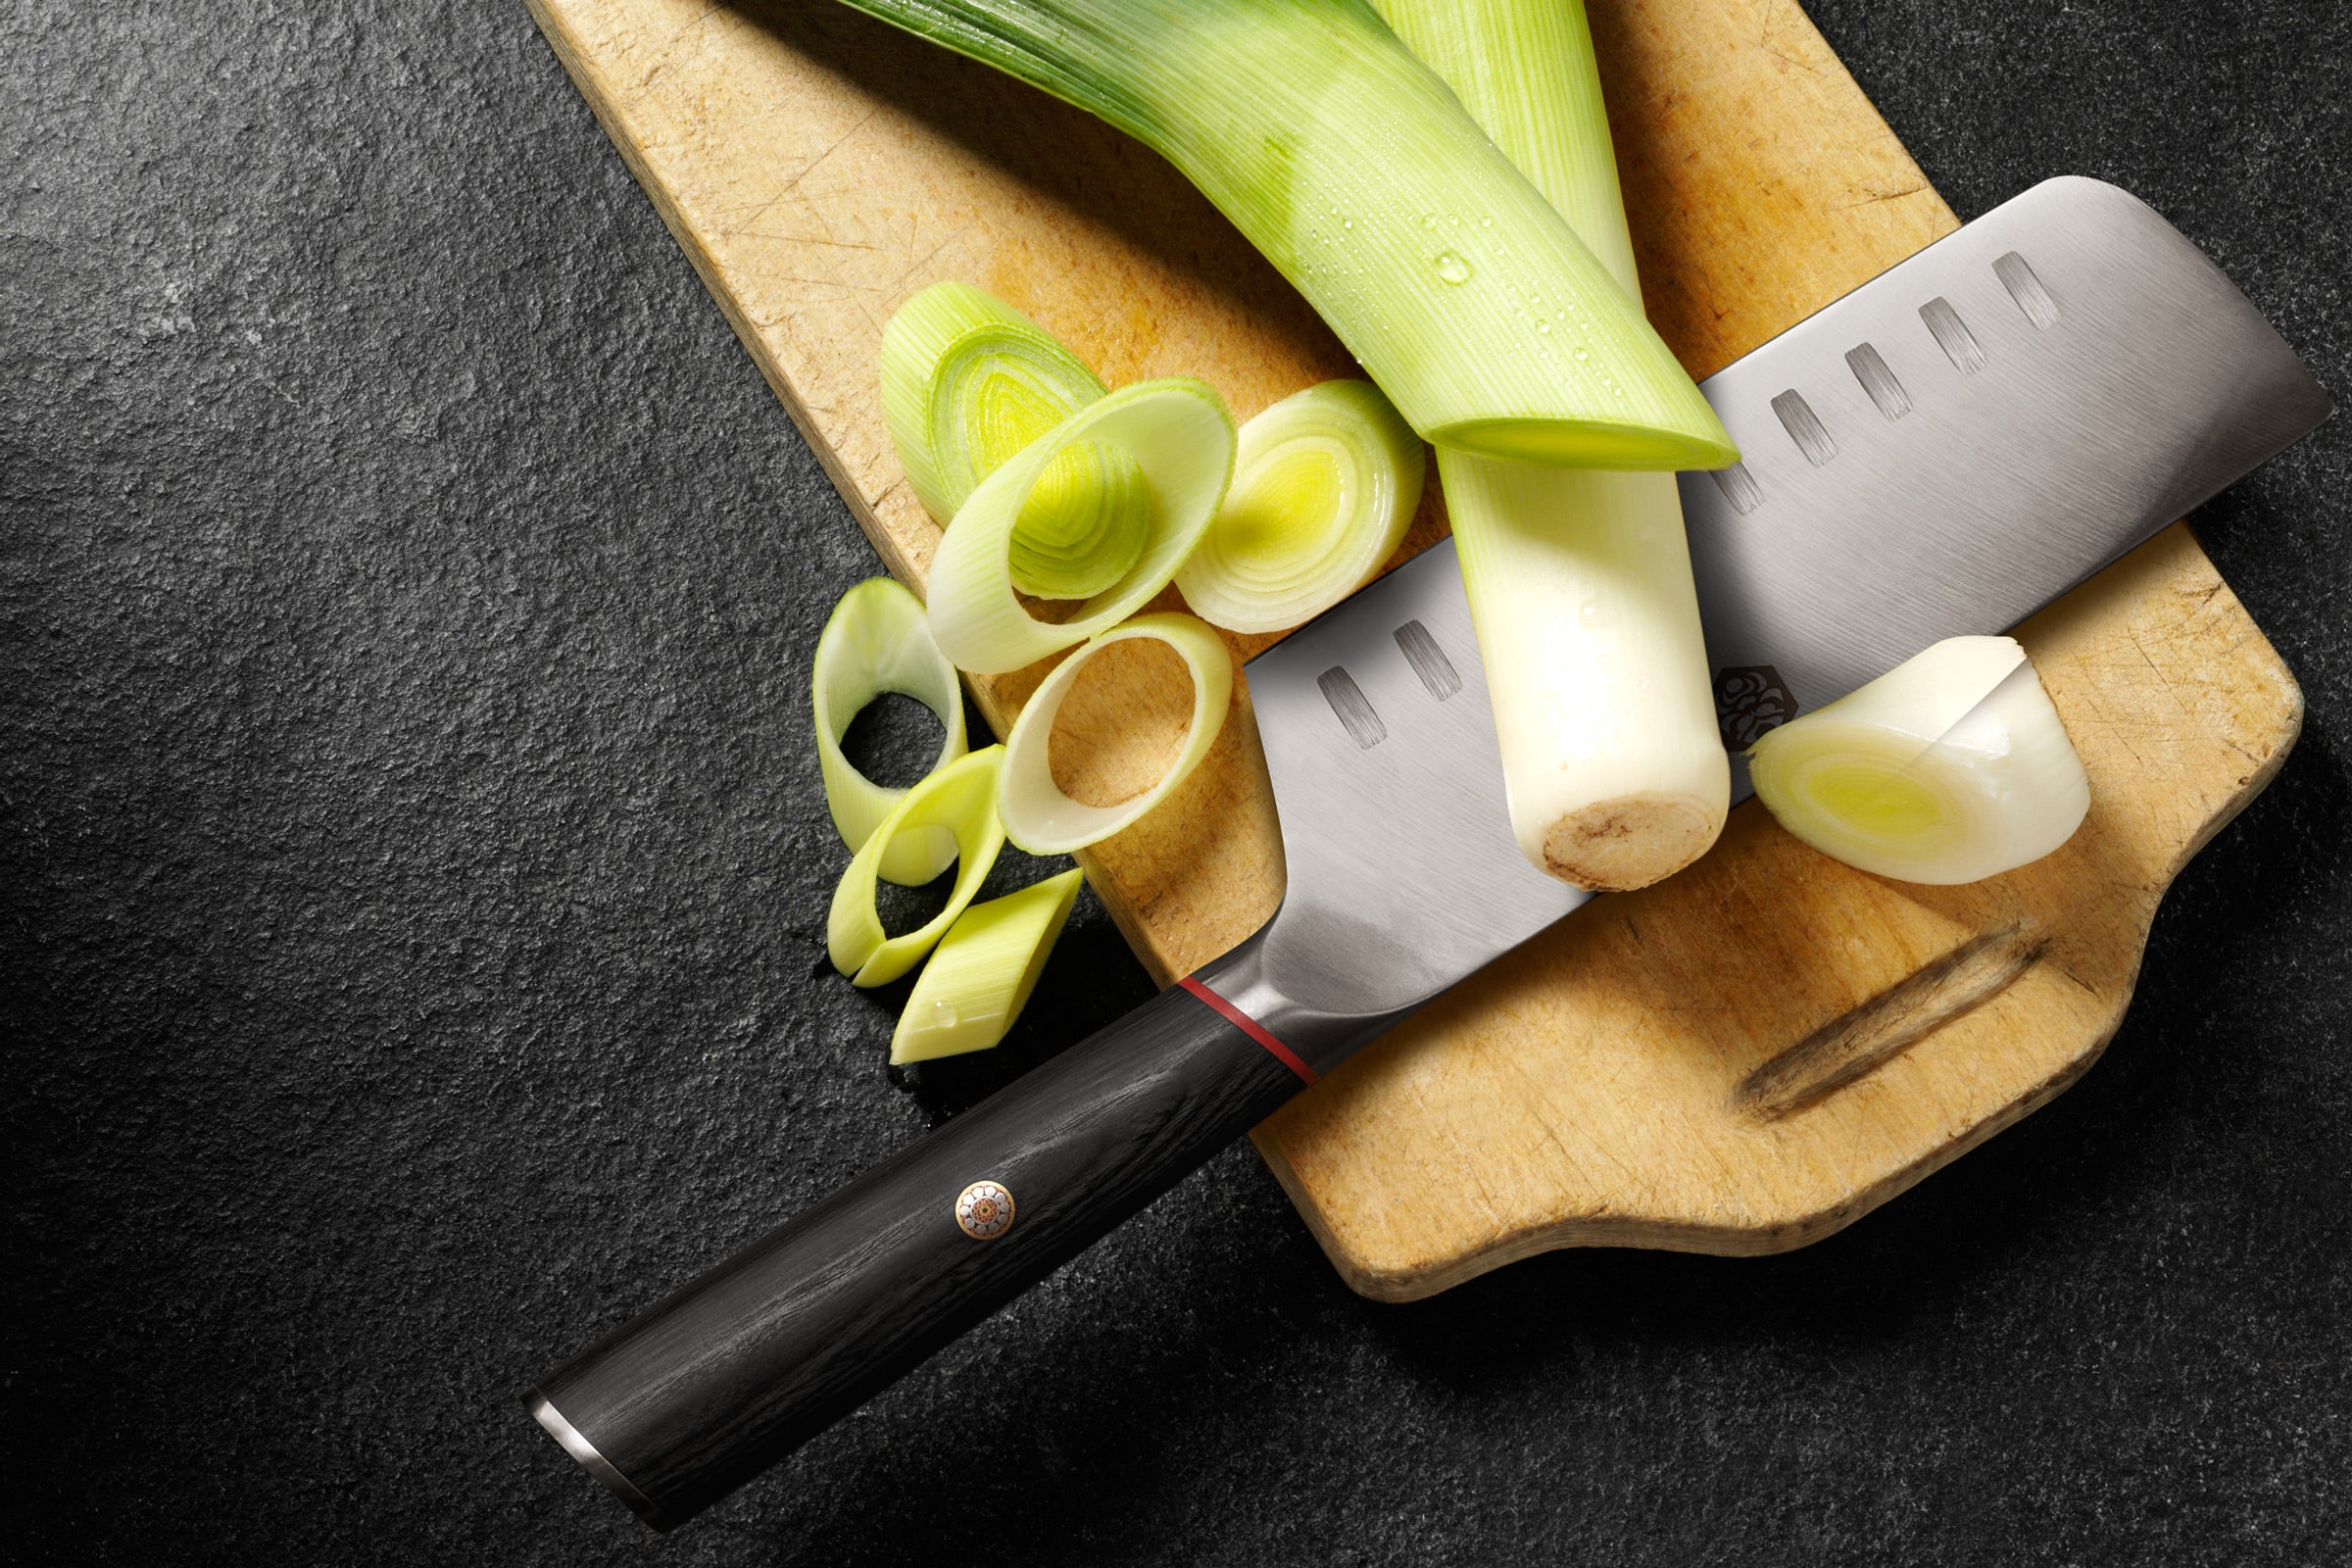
(525, 177, 2331, 1531)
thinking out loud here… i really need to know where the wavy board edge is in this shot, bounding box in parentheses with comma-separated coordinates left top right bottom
(1252, 523, 2303, 1301)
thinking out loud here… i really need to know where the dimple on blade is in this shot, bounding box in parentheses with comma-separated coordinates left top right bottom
(1237, 176, 2330, 1025)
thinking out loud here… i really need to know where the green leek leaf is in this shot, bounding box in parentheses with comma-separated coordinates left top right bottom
(839, 0, 1735, 468)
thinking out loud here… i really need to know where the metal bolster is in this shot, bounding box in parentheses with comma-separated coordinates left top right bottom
(1188, 921, 1421, 1082)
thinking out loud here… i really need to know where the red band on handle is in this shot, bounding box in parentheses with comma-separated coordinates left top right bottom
(1178, 977, 1318, 1086)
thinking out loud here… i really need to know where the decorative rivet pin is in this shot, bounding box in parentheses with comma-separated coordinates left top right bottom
(955, 1180, 1015, 1241)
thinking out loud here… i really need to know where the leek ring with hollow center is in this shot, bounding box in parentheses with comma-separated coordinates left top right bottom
(996, 613, 1234, 856)
(927, 381, 1237, 675)
(812, 577, 968, 886)
(881, 281, 1150, 601)
(827, 745, 1007, 987)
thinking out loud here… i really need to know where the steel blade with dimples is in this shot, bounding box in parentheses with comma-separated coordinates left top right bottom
(524, 178, 2332, 1531)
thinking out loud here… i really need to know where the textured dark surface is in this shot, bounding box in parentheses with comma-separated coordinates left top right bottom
(3, 1, 2346, 1563)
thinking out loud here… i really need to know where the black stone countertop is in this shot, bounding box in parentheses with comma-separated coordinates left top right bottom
(5, 2, 2346, 1563)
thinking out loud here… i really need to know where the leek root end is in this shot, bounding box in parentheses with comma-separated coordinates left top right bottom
(1541, 792, 1725, 893)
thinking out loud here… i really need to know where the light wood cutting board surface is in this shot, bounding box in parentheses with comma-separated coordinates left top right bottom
(524, 0, 2302, 1298)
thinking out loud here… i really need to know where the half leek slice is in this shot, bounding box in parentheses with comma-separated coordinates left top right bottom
(831, 0, 1734, 467)
(890, 868, 1084, 1064)
(880, 281, 1151, 599)
(997, 613, 1233, 855)
(827, 745, 1008, 986)
(1747, 637, 2091, 885)
(812, 577, 969, 886)
(927, 380, 1237, 674)
(1174, 380, 1426, 634)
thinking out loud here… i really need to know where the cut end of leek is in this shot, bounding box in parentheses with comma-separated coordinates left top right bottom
(827, 745, 1008, 987)
(998, 613, 1234, 856)
(1175, 380, 1426, 634)
(1445, 456, 1730, 891)
(1429, 416, 1740, 472)
(883, 281, 1105, 519)
(889, 868, 1084, 1064)
(1542, 791, 1725, 893)
(1747, 637, 2091, 886)
(1371, 0, 1732, 889)
(928, 380, 1237, 674)
(812, 577, 970, 886)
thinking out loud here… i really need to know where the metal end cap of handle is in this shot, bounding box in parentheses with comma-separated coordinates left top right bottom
(526, 1388, 676, 1533)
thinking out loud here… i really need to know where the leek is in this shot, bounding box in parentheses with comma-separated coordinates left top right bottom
(1374, 0, 1730, 892)
(812, 577, 969, 885)
(890, 867, 1085, 1063)
(997, 612, 1233, 855)
(1747, 637, 2090, 885)
(1174, 380, 1426, 634)
(881, 281, 1151, 599)
(833, 0, 1735, 468)
(828, 745, 1009, 986)
(927, 380, 1236, 673)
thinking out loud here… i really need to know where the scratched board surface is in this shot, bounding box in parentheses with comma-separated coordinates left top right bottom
(523, 0, 2300, 1297)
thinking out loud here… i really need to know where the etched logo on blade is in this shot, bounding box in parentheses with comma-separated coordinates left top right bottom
(1714, 665, 1797, 750)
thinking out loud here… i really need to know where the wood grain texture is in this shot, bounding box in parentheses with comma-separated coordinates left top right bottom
(523, 0, 2302, 1297)
(1257, 522, 2300, 1297)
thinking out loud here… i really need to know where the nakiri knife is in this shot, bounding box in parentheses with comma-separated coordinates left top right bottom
(525, 177, 2332, 1531)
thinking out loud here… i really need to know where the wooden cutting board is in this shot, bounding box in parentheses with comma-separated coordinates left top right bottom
(524, 0, 2303, 1298)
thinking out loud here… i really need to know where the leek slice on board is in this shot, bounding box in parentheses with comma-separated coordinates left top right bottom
(1376, 0, 1729, 892)
(1173, 380, 1426, 634)
(827, 746, 1008, 986)
(1748, 637, 2091, 885)
(880, 282, 1151, 599)
(890, 868, 1084, 1064)
(830, 0, 1735, 468)
(927, 380, 1236, 674)
(997, 613, 1233, 855)
(812, 578, 969, 886)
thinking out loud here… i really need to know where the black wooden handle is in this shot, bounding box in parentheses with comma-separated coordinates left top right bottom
(527, 980, 1305, 1530)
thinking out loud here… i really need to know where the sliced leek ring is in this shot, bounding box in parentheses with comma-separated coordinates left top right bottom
(881, 281, 1150, 600)
(889, 867, 1085, 1064)
(927, 380, 1238, 674)
(1174, 380, 1426, 634)
(827, 746, 1007, 987)
(812, 577, 968, 886)
(1747, 636, 2090, 885)
(997, 613, 1233, 855)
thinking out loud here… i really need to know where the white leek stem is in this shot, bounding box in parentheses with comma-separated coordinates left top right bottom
(1444, 460, 1726, 889)
(1375, 0, 1729, 891)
